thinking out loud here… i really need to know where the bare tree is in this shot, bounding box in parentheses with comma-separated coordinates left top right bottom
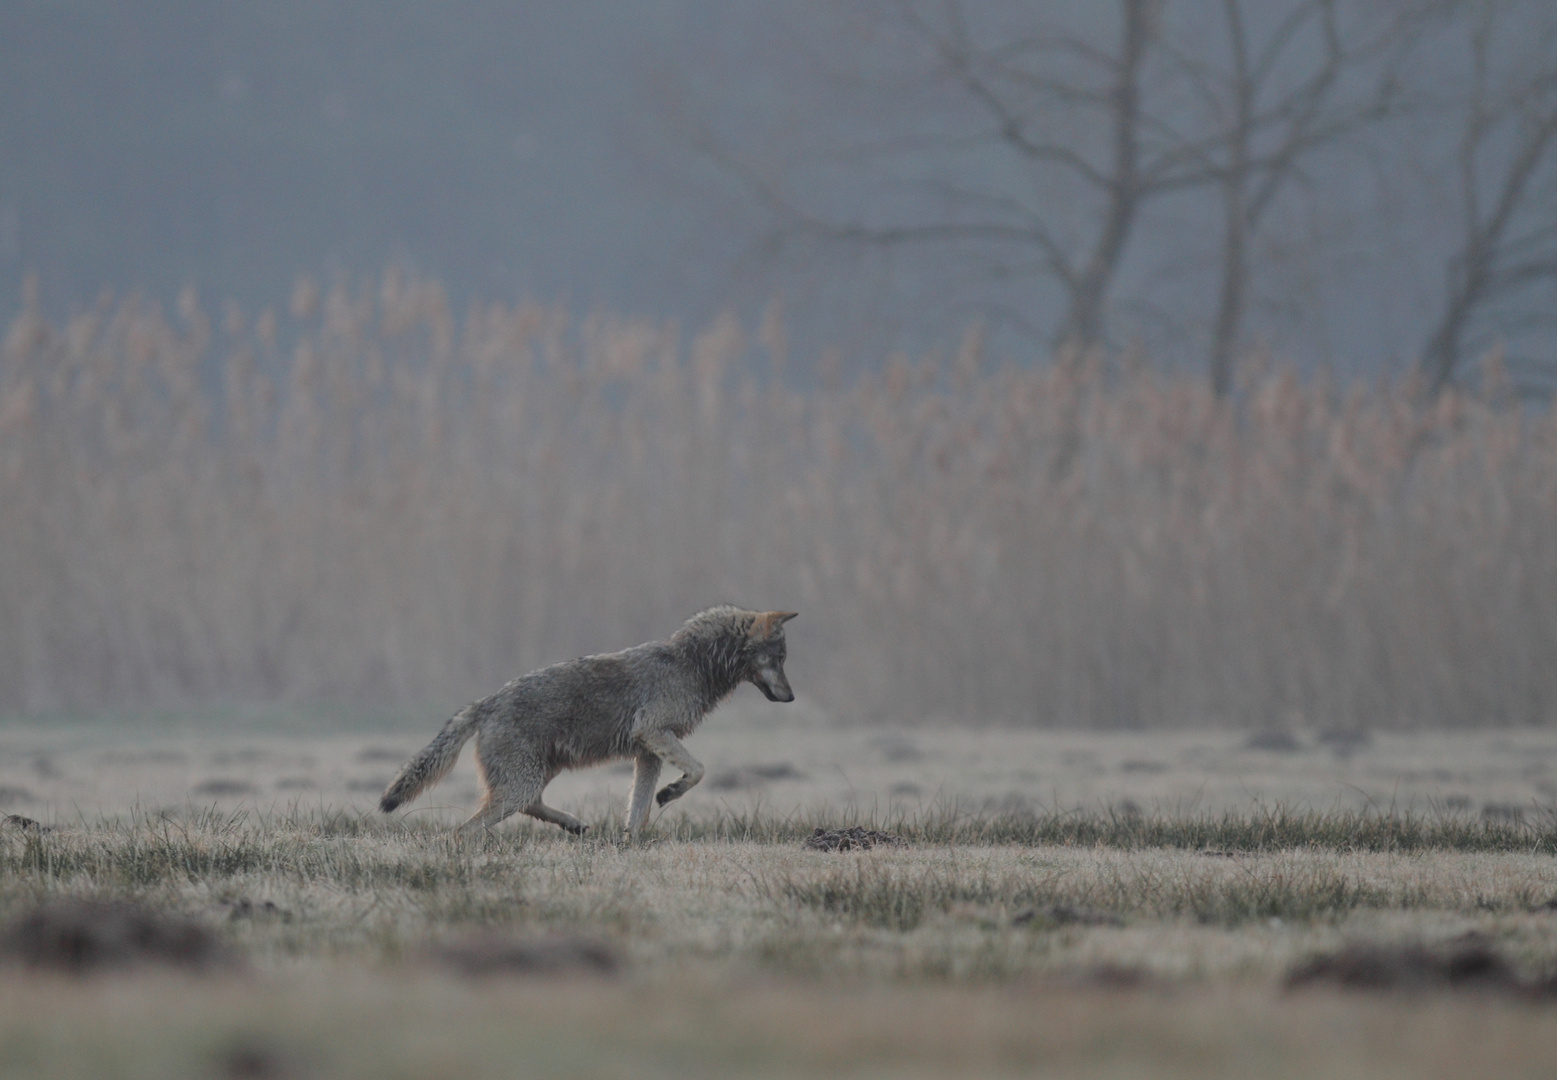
(1419, 0, 1557, 391)
(696, 1, 1418, 378)
(1163, 2, 1407, 394)
(699, 1, 1198, 355)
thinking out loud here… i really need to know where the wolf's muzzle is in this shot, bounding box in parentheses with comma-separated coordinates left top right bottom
(754, 665, 795, 702)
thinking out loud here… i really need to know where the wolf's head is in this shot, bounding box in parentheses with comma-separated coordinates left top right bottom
(743, 610, 798, 702)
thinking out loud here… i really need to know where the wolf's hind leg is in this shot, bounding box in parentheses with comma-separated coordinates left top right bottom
(625, 749, 663, 838)
(524, 801, 587, 835)
(458, 792, 529, 835)
(638, 730, 704, 807)
(458, 752, 544, 835)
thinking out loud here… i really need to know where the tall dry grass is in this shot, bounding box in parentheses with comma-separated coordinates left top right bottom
(1, 271, 1554, 728)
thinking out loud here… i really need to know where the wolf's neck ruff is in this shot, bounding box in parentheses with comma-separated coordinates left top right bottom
(673, 609, 755, 710)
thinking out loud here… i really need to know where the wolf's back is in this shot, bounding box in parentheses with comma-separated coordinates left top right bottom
(379, 705, 480, 812)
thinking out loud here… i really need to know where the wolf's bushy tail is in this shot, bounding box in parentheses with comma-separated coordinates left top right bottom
(379, 705, 479, 812)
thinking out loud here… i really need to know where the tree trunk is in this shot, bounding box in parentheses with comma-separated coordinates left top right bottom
(1210, 0, 1252, 398)
(1057, 0, 1152, 354)
(1209, 202, 1246, 397)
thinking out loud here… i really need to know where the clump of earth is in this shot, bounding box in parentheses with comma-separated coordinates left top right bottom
(802, 826, 906, 852)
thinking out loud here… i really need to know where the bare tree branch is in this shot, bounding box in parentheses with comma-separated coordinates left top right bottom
(1421, 0, 1557, 391)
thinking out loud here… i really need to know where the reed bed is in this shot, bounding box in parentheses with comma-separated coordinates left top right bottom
(1, 271, 1554, 728)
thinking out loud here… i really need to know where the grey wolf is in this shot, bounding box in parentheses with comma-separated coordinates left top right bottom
(379, 607, 798, 837)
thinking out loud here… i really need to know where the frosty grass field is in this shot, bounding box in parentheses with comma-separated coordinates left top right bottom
(4, 702, 1557, 1079)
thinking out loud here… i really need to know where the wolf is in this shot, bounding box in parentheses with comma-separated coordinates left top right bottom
(379, 607, 797, 838)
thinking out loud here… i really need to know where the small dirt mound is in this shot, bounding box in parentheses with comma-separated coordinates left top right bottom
(3, 814, 43, 832)
(431, 933, 621, 977)
(1244, 729, 1303, 753)
(803, 826, 906, 852)
(0, 899, 234, 973)
(221, 898, 294, 924)
(1286, 937, 1551, 995)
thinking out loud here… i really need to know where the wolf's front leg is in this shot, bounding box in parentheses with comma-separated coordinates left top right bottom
(636, 730, 704, 807)
(625, 749, 662, 838)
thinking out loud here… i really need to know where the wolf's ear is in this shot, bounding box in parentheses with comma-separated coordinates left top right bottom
(748, 610, 799, 639)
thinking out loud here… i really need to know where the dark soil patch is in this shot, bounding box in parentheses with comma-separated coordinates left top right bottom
(1245, 729, 1304, 753)
(708, 762, 807, 791)
(355, 746, 410, 763)
(221, 898, 294, 923)
(97, 749, 189, 765)
(216, 1038, 299, 1079)
(1014, 904, 1125, 928)
(3, 813, 42, 832)
(1055, 964, 1158, 990)
(1316, 728, 1372, 756)
(430, 933, 621, 977)
(209, 748, 270, 766)
(803, 826, 906, 852)
(192, 778, 258, 797)
(870, 734, 924, 763)
(0, 899, 234, 973)
(1482, 802, 1526, 823)
(1287, 936, 1555, 996)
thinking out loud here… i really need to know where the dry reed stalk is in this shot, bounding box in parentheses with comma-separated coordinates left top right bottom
(0, 271, 1554, 728)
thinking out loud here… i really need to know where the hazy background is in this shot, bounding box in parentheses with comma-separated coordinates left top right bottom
(2, 1, 1555, 729)
(4, 1, 1556, 376)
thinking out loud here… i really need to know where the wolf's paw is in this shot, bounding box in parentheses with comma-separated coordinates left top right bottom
(655, 786, 677, 806)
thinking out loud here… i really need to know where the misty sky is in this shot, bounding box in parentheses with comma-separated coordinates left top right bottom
(1, 2, 1552, 382)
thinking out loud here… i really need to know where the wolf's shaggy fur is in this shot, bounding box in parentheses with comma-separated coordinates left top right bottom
(380, 607, 797, 836)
